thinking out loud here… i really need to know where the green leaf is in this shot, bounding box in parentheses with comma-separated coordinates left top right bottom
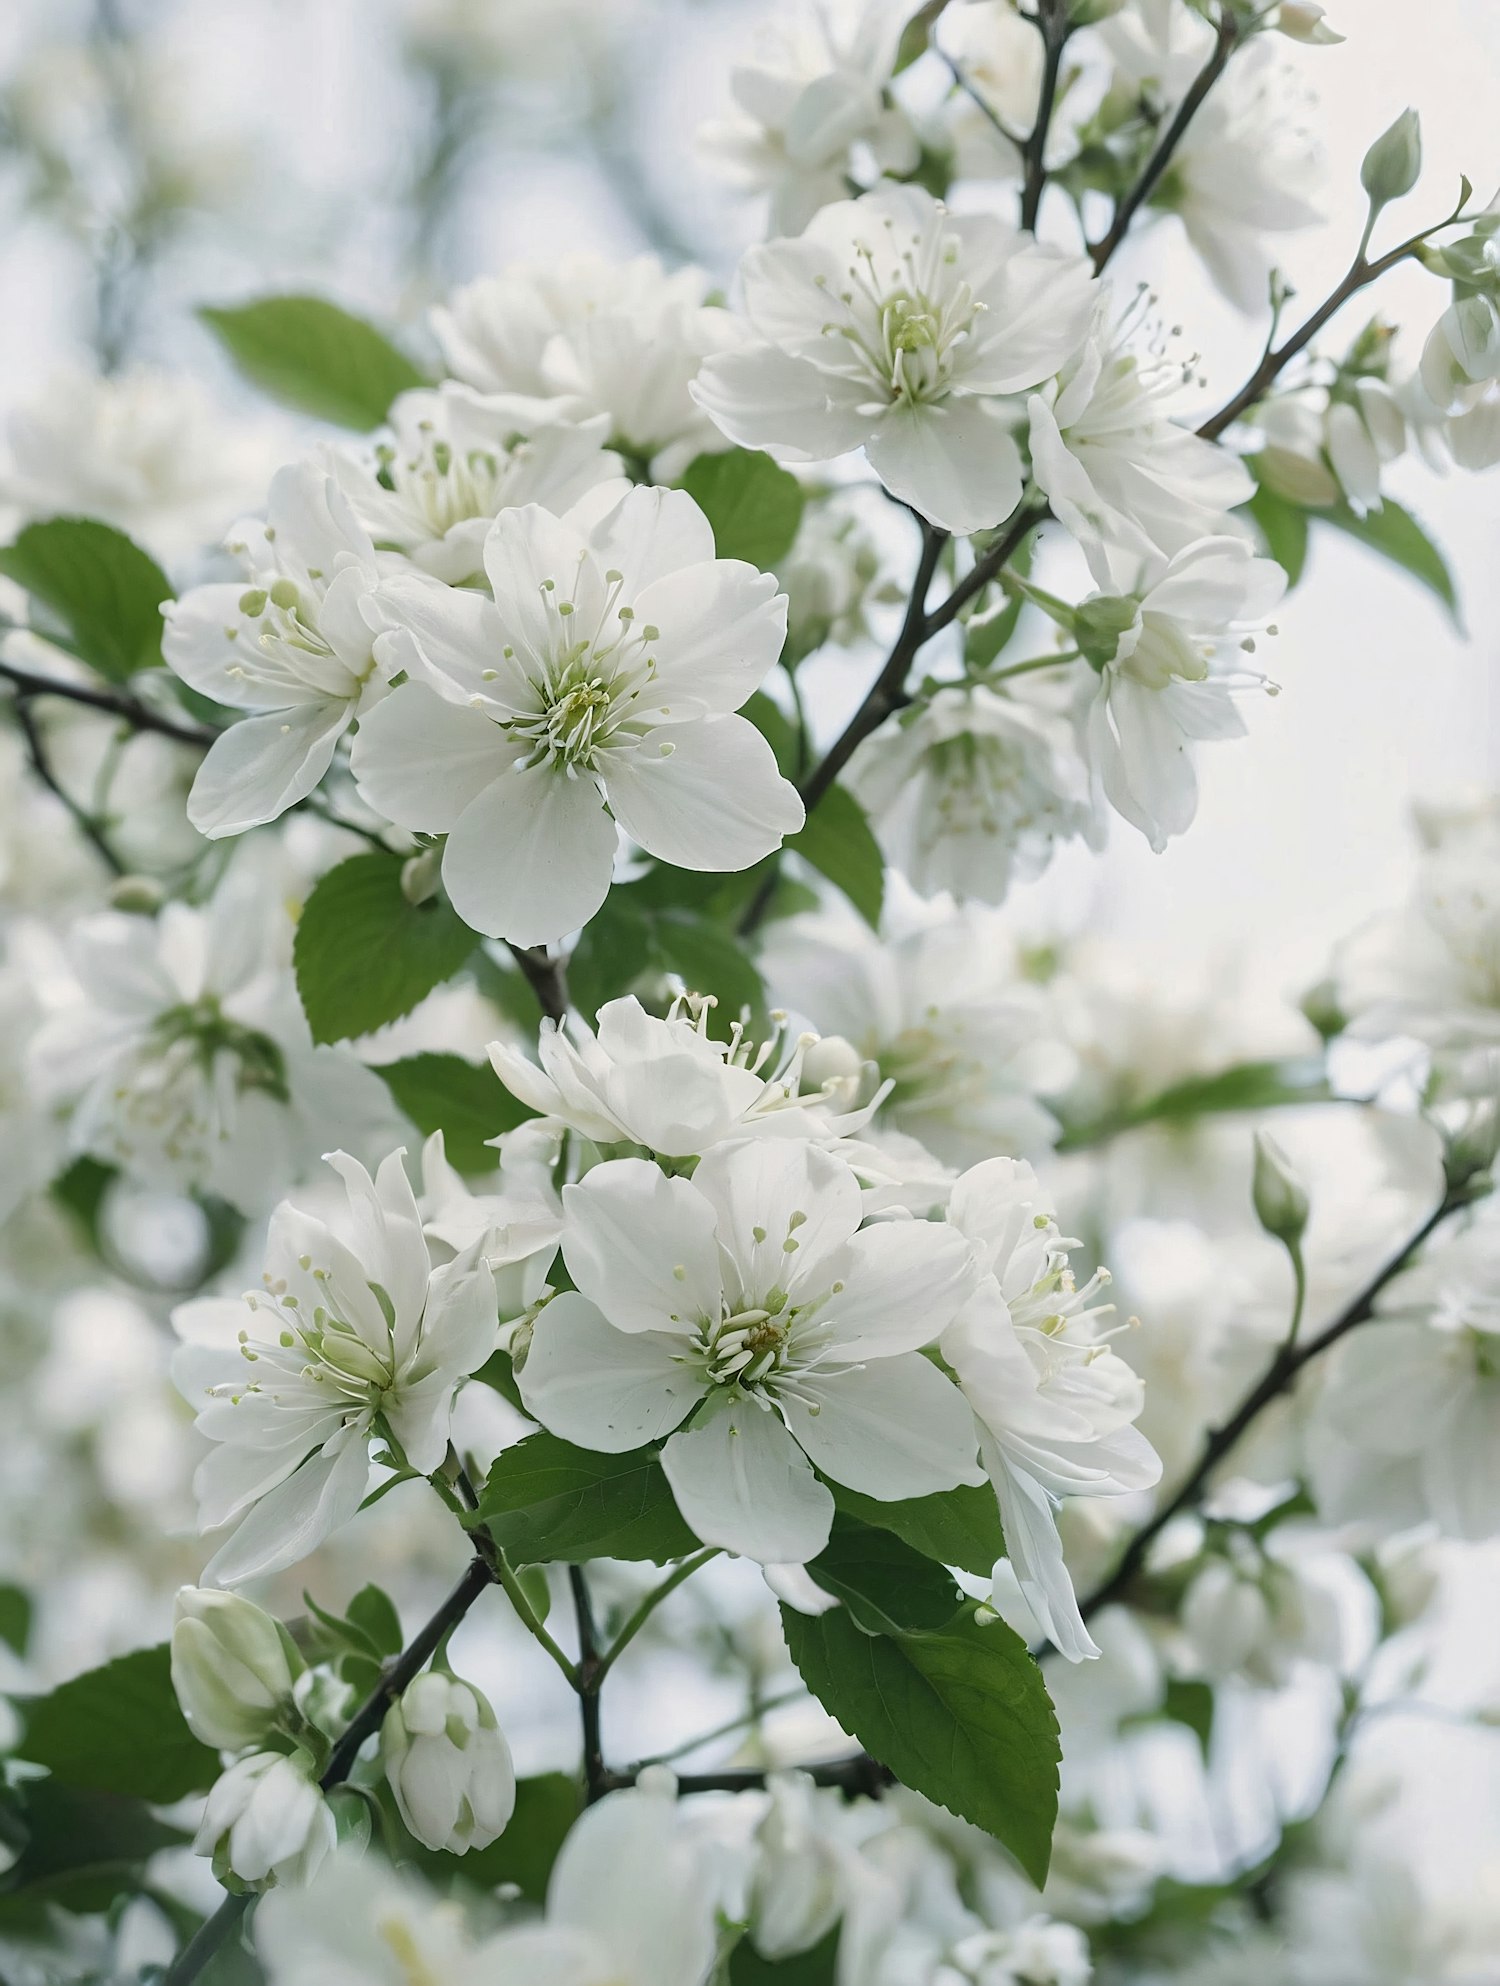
(0, 1783, 188, 1923)
(345, 1583, 403, 1659)
(677, 449, 805, 570)
(832, 1483, 1004, 1580)
(293, 853, 478, 1044)
(412, 1772, 580, 1901)
(805, 1516, 963, 1633)
(16, 1644, 218, 1804)
(478, 1429, 700, 1564)
(731, 1928, 841, 1983)
(781, 1538, 1060, 1885)
(200, 295, 426, 430)
(567, 890, 766, 1037)
(789, 785, 884, 929)
(0, 1583, 31, 1657)
(1055, 1055, 1331, 1151)
(0, 518, 172, 681)
(379, 1052, 535, 1172)
(1316, 494, 1460, 625)
(1244, 479, 1310, 587)
(652, 912, 766, 1022)
(962, 534, 1037, 668)
(744, 693, 883, 927)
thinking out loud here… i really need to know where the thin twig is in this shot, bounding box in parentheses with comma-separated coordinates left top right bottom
(507, 942, 571, 1024)
(1019, 0, 1072, 235)
(162, 1555, 496, 1986)
(798, 519, 948, 816)
(9, 696, 125, 876)
(1089, 9, 1241, 272)
(593, 1549, 720, 1687)
(1071, 1189, 1469, 1631)
(1198, 219, 1466, 440)
(570, 1566, 609, 1804)
(0, 658, 214, 748)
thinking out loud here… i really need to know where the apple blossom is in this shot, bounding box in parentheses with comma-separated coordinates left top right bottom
(517, 1138, 981, 1563)
(172, 1149, 498, 1584)
(162, 461, 390, 837)
(693, 182, 1098, 534)
(352, 485, 802, 945)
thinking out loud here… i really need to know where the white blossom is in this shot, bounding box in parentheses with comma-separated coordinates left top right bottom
(0, 363, 280, 565)
(256, 1849, 483, 1986)
(27, 859, 396, 1212)
(847, 683, 1096, 902)
(943, 1158, 1161, 1660)
(761, 902, 1071, 1164)
(352, 485, 801, 945)
(431, 254, 734, 481)
(163, 462, 386, 837)
(1029, 304, 1254, 585)
(489, 993, 876, 1161)
(693, 182, 1098, 535)
(697, 0, 920, 234)
(1334, 826, 1500, 1052)
(330, 383, 625, 584)
(196, 1750, 336, 1891)
(480, 1782, 720, 1986)
(517, 1139, 980, 1564)
(1081, 536, 1287, 852)
(380, 1669, 516, 1854)
(1315, 1203, 1500, 1542)
(172, 1149, 498, 1584)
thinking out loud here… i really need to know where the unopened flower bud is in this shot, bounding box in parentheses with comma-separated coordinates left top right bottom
(195, 1750, 335, 1891)
(1276, 3, 1343, 44)
(108, 875, 166, 916)
(1440, 1095, 1500, 1195)
(381, 1670, 516, 1854)
(799, 1033, 864, 1094)
(171, 1587, 303, 1752)
(400, 844, 443, 905)
(1252, 1129, 1310, 1243)
(1074, 594, 1138, 670)
(1360, 109, 1422, 211)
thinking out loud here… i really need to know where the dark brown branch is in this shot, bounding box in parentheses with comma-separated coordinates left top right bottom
(0, 658, 215, 748)
(1019, 1, 1073, 234)
(9, 696, 125, 876)
(162, 1553, 496, 1986)
(1089, 9, 1240, 273)
(569, 1565, 609, 1804)
(798, 520, 949, 817)
(1072, 1189, 1469, 1630)
(1198, 224, 1456, 441)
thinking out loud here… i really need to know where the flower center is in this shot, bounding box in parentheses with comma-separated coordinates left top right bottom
(815, 218, 980, 409)
(500, 567, 664, 773)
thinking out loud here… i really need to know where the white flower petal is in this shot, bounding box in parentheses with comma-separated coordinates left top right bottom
(187, 702, 350, 838)
(778, 1352, 982, 1500)
(561, 1159, 722, 1334)
(603, 715, 803, 873)
(442, 761, 618, 945)
(661, 1393, 834, 1563)
(518, 1292, 702, 1451)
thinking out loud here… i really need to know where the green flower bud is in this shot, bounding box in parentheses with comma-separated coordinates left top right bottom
(381, 1670, 516, 1855)
(1074, 594, 1139, 670)
(1360, 110, 1422, 211)
(1252, 1129, 1310, 1244)
(171, 1587, 303, 1753)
